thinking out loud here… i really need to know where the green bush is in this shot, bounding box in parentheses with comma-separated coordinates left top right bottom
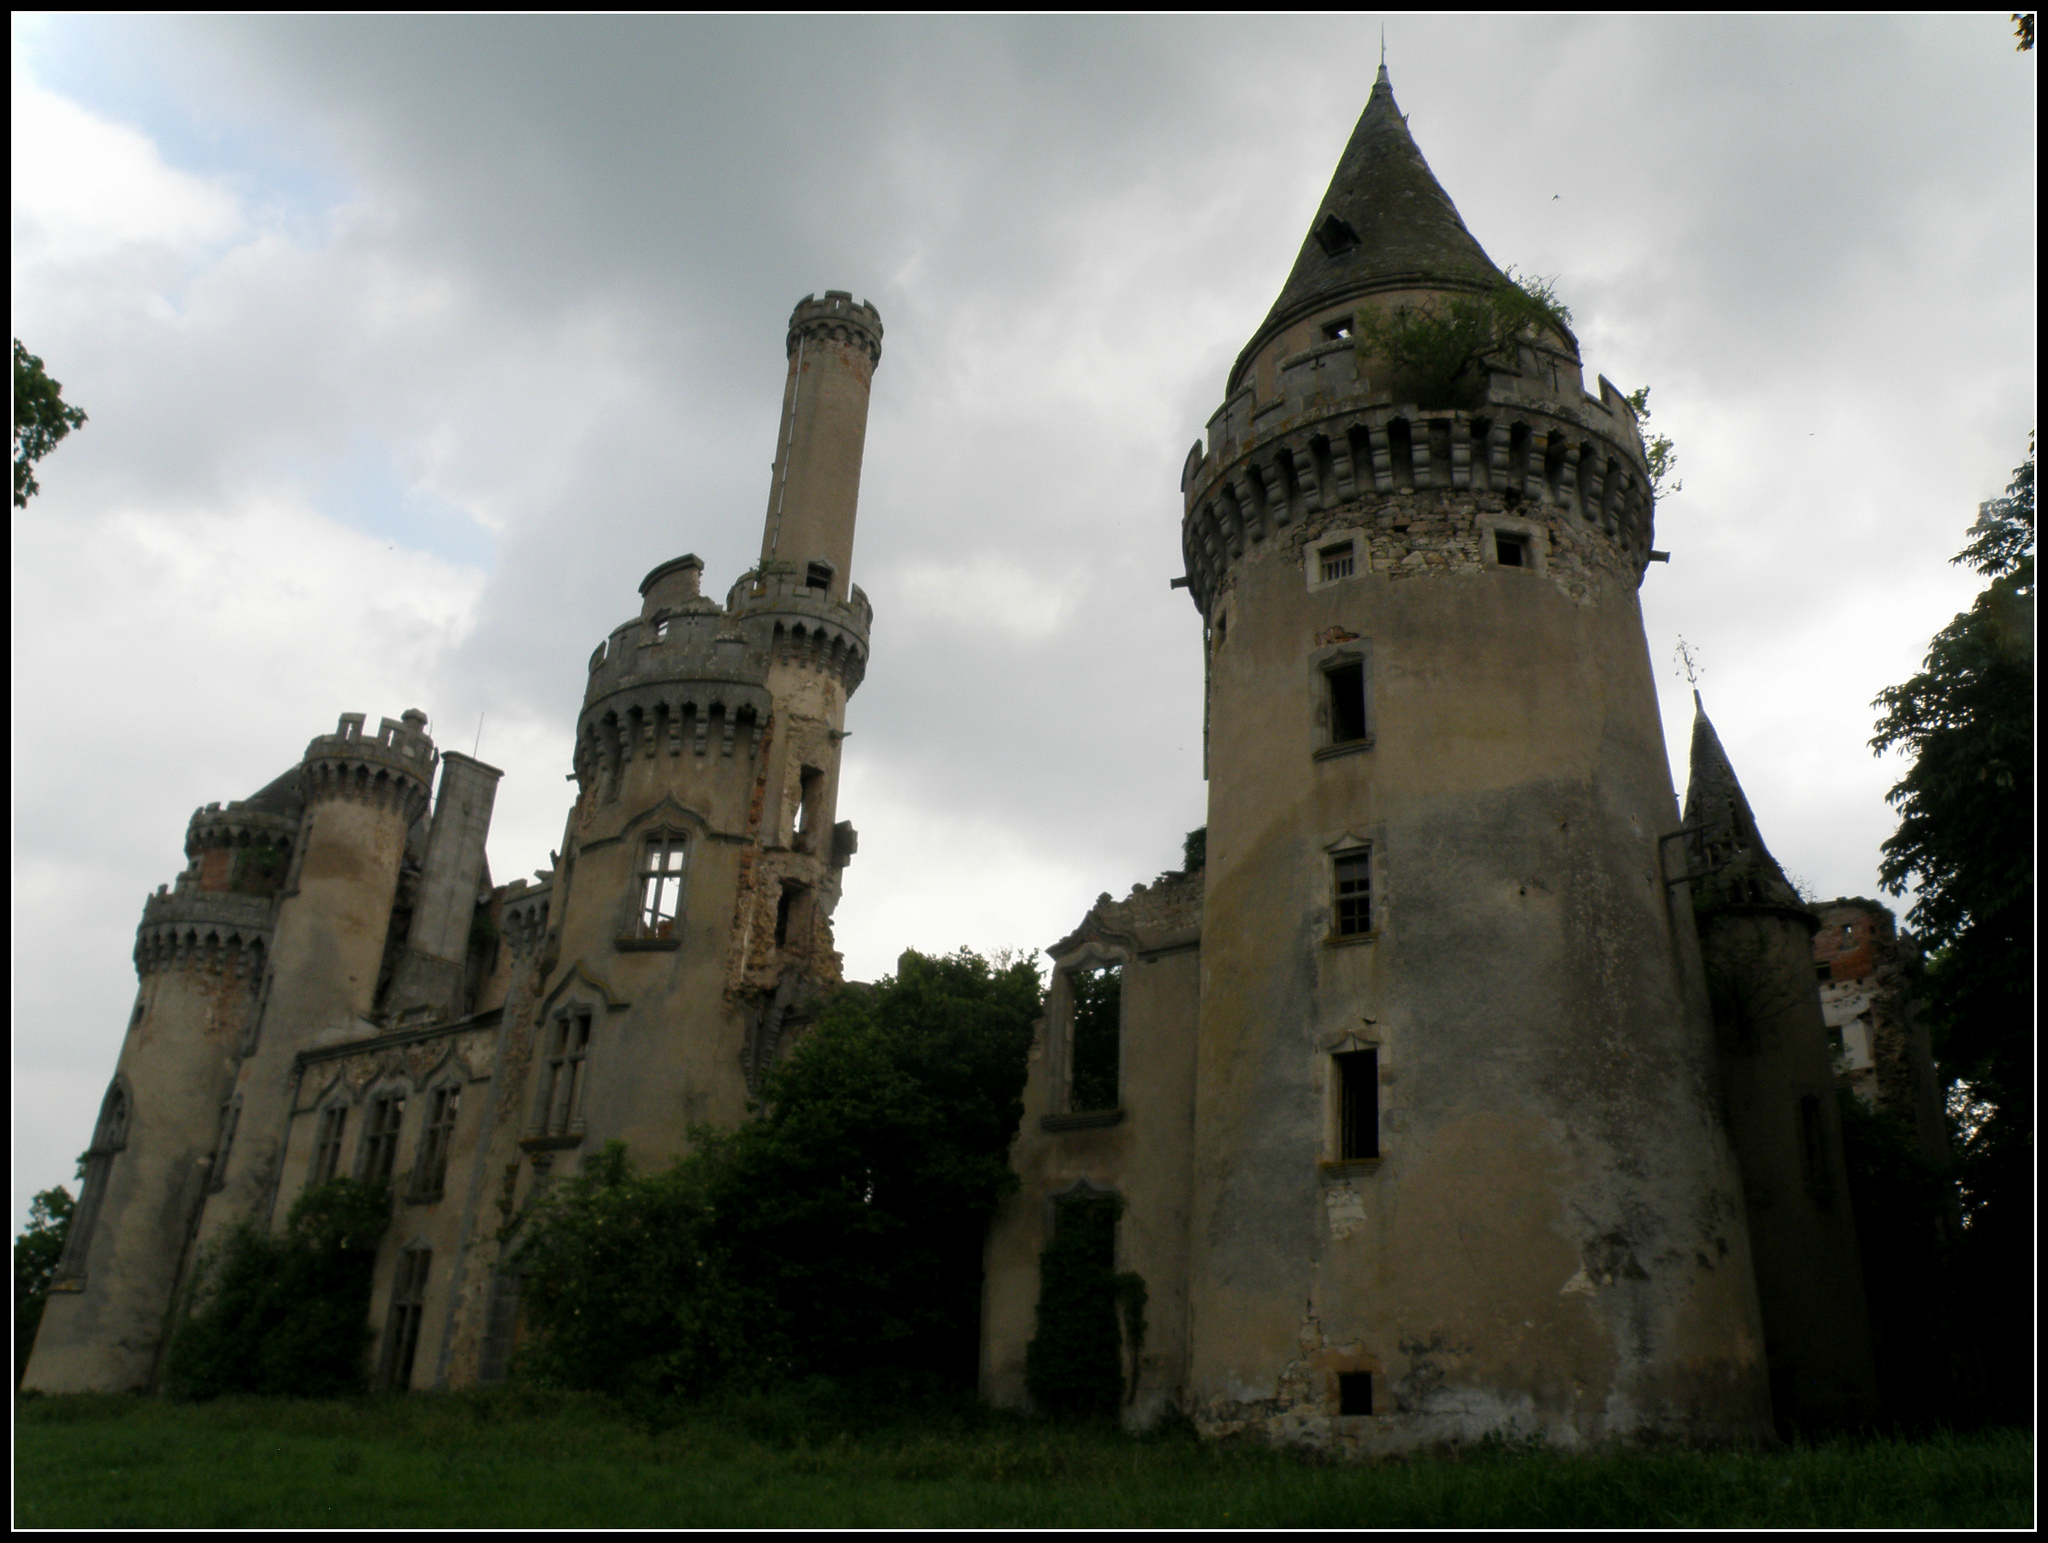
(1352, 271, 1573, 411)
(163, 1179, 389, 1400)
(514, 948, 1042, 1401)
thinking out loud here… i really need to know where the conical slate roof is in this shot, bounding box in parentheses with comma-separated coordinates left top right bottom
(239, 766, 306, 819)
(1235, 65, 1505, 382)
(1681, 694, 1807, 914)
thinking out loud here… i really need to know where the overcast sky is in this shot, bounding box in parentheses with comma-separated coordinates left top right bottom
(11, 16, 2034, 1225)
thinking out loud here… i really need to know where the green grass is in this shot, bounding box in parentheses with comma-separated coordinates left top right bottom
(13, 1388, 2032, 1529)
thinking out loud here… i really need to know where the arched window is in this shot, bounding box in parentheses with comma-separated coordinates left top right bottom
(636, 835, 687, 938)
(411, 1082, 463, 1199)
(54, 1081, 131, 1284)
(533, 1013, 592, 1140)
(310, 1100, 349, 1186)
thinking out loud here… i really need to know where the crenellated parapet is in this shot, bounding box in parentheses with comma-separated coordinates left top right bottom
(1181, 372, 1655, 617)
(184, 803, 299, 862)
(498, 878, 553, 958)
(134, 879, 273, 979)
(786, 290, 883, 367)
(300, 709, 437, 822)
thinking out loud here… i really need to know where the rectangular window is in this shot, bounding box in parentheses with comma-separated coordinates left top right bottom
(1334, 850, 1372, 936)
(412, 1085, 462, 1198)
(1339, 1371, 1373, 1416)
(1067, 964, 1122, 1113)
(638, 836, 686, 938)
(382, 1247, 432, 1391)
(537, 1015, 591, 1139)
(775, 882, 813, 949)
(793, 765, 824, 852)
(1337, 1048, 1379, 1160)
(311, 1105, 348, 1186)
(358, 1095, 406, 1186)
(1327, 662, 1367, 744)
(1495, 532, 1529, 567)
(1319, 541, 1356, 582)
(805, 561, 833, 592)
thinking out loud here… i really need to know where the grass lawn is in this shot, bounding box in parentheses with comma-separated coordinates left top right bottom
(14, 1388, 2033, 1529)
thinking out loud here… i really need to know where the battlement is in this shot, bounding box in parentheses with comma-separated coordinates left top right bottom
(787, 291, 883, 366)
(1179, 375, 1655, 616)
(135, 880, 275, 979)
(301, 708, 436, 818)
(184, 803, 299, 861)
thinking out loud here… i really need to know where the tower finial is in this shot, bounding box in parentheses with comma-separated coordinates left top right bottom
(1378, 27, 1388, 85)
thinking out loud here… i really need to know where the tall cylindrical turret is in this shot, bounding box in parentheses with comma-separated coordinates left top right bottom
(21, 798, 289, 1392)
(760, 291, 883, 605)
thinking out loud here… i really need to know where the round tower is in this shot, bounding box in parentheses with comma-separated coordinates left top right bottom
(1179, 69, 1771, 1449)
(201, 711, 435, 1226)
(536, 295, 879, 1164)
(760, 291, 883, 604)
(21, 789, 292, 1392)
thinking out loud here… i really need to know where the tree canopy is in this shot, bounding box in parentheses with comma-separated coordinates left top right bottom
(12, 340, 88, 509)
(1350, 272, 1572, 412)
(515, 948, 1043, 1402)
(14, 1184, 74, 1387)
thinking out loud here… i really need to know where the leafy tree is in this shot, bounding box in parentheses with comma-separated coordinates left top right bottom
(1869, 448, 2033, 1422)
(162, 1178, 390, 1400)
(14, 1184, 75, 1387)
(1351, 272, 1573, 411)
(1625, 386, 1683, 503)
(12, 340, 88, 508)
(515, 948, 1043, 1401)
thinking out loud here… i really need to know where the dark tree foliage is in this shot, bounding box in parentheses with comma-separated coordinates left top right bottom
(1068, 965, 1122, 1113)
(1351, 271, 1572, 411)
(13, 339, 88, 508)
(14, 1184, 74, 1387)
(1181, 826, 1207, 872)
(162, 1179, 390, 1400)
(1025, 1198, 1124, 1417)
(515, 948, 1043, 1401)
(1869, 450, 2033, 1423)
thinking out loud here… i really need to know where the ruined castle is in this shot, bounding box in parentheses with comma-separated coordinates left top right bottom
(28, 70, 1908, 1450)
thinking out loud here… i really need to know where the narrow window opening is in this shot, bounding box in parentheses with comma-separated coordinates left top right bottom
(1337, 1048, 1379, 1160)
(793, 766, 824, 852)
(383, 1247, 432, 1391)
(654, 619, 671, 641)
(1067, 963, 1122, 1113)
(358, 1094, 406, 1186)
(805, 561, 833, 593)
(1327, 663, 1367, 745)
(775, 883, 812, 950)
(536, 1015, 590, 1139)
(1214, 614, 1227, 649)
(1815, 963, 1832, 983)
(1319, 541, 1356, 582)
(1495, 532, 1529, 568)
(1339, 1371, 1374, 1416)
(637, 835, 686, 938)
(413, 1085, 462, 1198)
(1322, 317, 1353, 341)
(1334, 850, 1372, 936)
(311, 1104, 348, 1186)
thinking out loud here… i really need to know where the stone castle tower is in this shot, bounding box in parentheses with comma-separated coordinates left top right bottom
(984, 68, 1800, 1450)
(23, 292, 883, 1395)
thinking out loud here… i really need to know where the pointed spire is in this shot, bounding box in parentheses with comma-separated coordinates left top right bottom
(1682, 697, 1807, 915)
(1235, 68, 1504, 382)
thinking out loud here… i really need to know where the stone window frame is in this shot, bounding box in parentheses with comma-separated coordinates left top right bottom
(1481, 514, 1550, 576)
(356, 1085, 410, 1188)
(408, 1079, 464, 1202)
(308, 1096, 350, 1187)
(1305, 525, 1369, 593)
(631, 831, 689, 942)
(1309, 638, 1374, 760)
(1321, 829, 1385, 947)
(1319, 1030, 1385, 1174)
(1042, 1177, 1123, 1251)
(52, 1076, 132, 1287)
(1041, 943, 1130, 1130)
(527, 1006, 594, 1147)
(380, 1242, 433, 1391)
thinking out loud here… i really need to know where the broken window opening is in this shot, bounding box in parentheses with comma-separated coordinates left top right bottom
(1339, 1371, 1374, 1416)
(805, 561, 834, 593)
(358, 1094, 407, 1187)
(1495, 532, 1530, 568)
(1313, 213, 1359, 257)
(1336, 1048, 1379, 1160)
(775, 882, 812, 951)
(382, 1246, 432, 1390)
(1326, 662, 1367, 745)
(1067, 963, 1122, 1113)
(536, 1015, 591, 1139)
(637, 835, 686, 938)
(1319, 541, 1357, 582)
(793, 766, 824, 853)
(311, 1104, 349, 1186)
(413, 1084, 462, 1198)
(1323, 318, 1354, 341)
(1334, 849, 1372, 937)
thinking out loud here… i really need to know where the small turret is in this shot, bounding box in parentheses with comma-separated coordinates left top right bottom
(760, 292, 884, 605)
